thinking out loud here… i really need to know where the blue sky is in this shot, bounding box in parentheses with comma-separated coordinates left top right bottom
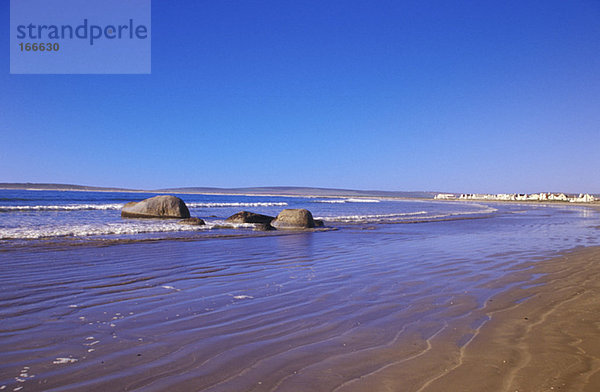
(1, 0, 599, 193)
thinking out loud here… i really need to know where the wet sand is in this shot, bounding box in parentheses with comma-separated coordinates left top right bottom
(259, 246, 600, 392)
(2, 237, 600, 391)
(400, 246, 600, 392)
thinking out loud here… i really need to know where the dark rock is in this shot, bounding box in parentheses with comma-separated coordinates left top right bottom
(178, 217, 205, 225)
(225, 211, 274, 224)
(271, 209, 315, 229)
(253, 223, 276, 231)
(121, 195, 190, 219)
(314, 219, 324, 227)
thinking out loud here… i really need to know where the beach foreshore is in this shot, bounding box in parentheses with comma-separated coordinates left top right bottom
(3, 244, 599, 392)
(265, 245, 600, 392)
(1, 200, 599, 391)
(404, 245, 600, 392)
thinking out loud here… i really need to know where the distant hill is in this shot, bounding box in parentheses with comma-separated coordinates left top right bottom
(0, 183, 138, 192)
(7, 183, 595, 200)
(0, 183, 437, 199)
(158, 186, 437, 199)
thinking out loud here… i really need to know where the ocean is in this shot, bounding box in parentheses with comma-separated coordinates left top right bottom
(1, 190, 599, 391)
(0, 190, 498, 241)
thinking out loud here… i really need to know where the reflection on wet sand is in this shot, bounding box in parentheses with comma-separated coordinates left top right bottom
(1, 208, 600, 391)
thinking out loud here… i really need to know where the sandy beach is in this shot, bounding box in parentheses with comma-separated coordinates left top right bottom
(260, 246, 600, 392)
(413, 245, 600, 392)
(2, 244, 600, 391)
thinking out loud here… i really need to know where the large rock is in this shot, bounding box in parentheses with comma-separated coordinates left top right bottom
(121, 195, 190, 219)
(271, 209, 315, 229)
(225, 211, 274, 224)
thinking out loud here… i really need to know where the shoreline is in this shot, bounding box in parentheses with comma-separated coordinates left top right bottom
(431, 197, 600, 207)
(409, 245, 600, 392)
(264, 245, 600, 392)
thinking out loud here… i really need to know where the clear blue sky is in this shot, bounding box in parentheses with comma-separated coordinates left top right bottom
(2, 0, 599, 193)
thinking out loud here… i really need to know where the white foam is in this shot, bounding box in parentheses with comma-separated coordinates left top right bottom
(0, 203, 125, 212)
(312, 198, 380, 204)
(345, 198, 381, 203)
(187, 202, 287, 208)
(316, 206, 498, 224)
(0, 201, 290, 212)
(0, 221, 216, 240)
(220, 222, 256, 229)
(53, 357, 78, 364)
(0, 200, 289, 212)
(317, 211, 428, 223)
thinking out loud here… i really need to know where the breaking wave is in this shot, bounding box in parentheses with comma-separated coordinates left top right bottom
(316, 211, 429, 223)
(0, 201, 289, 212)
(0, 204, 124, 212)
(316, 206, 497, 224)
(187, 202, 288, 208)
(312, 198, 381, 204)
(0, 220, 269, 240)
(0, 222, 215, 240)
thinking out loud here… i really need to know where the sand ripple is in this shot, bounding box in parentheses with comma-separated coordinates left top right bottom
(1, 219, 600, 391)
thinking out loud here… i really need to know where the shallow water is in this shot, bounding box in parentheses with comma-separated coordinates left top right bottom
(0, 191, 599, 390)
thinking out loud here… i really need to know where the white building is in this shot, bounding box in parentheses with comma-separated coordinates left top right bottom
(496, 194, 516, 200)
(453, 192, 595, 203)
(434, 194, 456, 200)
(570, 194, 596, 203)
(548, 193, 568, 201)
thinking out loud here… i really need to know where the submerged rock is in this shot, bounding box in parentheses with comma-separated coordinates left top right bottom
(225, 211, 274, 224)
(178, 217, 205, 225)
(121, 195, 190, 219)
(271, 208, 315, 229)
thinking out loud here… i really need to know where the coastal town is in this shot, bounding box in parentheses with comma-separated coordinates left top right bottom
(435, 192, 597, 203)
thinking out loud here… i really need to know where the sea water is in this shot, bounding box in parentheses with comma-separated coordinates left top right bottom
(0, 190, 500, 241)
